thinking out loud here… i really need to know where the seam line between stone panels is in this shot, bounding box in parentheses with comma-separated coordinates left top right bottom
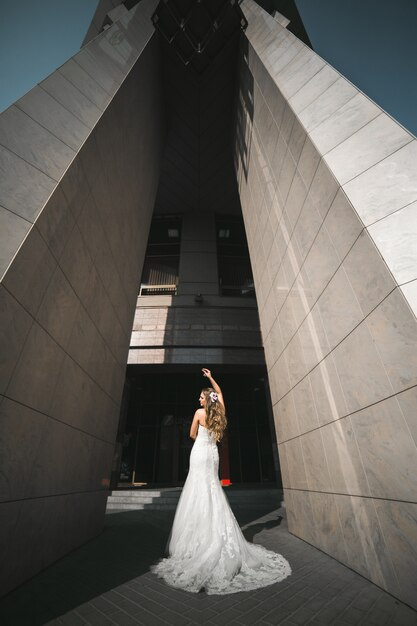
(1, 390, 117, 447)
(12, 100, 89, 161)
(2, 282, 124, 408)
(18, 223, 132, 374)
(276, 381, 417, 446)
(57, 66, 108, 112)
(333, 137, 414, 187)
(69, 210, 134, 338)
(251, 45, 358, 127)
(369, 497, 403, 595)
(265, 229, 391, 376)
(250, 173, 348, 349)
(0, 141, 60, 183)
(283, 487, 417, 506)
(38, 81, 100, 130)
(0, 222, 39, 284)
(246, 10, 388, 132)
(72, 30, 154, 106)
(0, 203, 34, 227)
(2, 487, 112, 506)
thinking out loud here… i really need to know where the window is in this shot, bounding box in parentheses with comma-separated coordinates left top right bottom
(140, 216, 181, 296)
(216, 216, 255, 298)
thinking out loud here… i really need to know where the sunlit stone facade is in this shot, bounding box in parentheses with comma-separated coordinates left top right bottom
(0, 0, 416, 608)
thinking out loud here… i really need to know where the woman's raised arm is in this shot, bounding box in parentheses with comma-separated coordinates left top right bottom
(202, 368, 225, 410)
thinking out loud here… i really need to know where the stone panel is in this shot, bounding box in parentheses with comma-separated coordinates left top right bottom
(0, 209, 32, 280)
(0, 106, 76, 181)
(16, 85, 91, 150)
(351, 395, 417, 502)
(343, 139, 417, 226)
(0, 145, 56, 223)
(0, 286, 33, 396)
(0, 491, 108, 598)
(333, 494, 398, 593)
(374, 499, 417, 608)
(368, 200, 417, 285)
(237, 0, 417, 608)
(2, 227, 57, 319)
(59, 58, 111, 110)
(0, 0, 162, 596)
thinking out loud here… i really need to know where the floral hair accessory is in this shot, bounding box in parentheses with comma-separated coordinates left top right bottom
(209, 391, 218, 402)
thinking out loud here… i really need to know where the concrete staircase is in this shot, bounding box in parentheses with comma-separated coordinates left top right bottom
(106, 487, 282, 512)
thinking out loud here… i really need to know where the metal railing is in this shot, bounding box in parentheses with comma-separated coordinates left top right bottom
(139, 284, 177, 296)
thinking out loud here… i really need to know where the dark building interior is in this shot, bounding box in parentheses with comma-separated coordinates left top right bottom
(119, 0, 279, 488)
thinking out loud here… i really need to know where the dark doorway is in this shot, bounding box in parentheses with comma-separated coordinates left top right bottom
(120, 366, 279, 486)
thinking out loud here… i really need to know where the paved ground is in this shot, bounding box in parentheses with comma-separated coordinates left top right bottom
(0, 504, 416, 626)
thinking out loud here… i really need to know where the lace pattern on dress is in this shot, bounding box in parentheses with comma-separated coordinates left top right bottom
(151, 423, 291, 594)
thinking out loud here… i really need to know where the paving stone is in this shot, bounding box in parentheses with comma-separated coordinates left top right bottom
(183, 607, 219, 623)
(90, 597, 120, 614)
(112, 598, 144, 615)
(132, 613, 168, 626)
(158, 609, 191, 625)
(75, 603, 98, 617)
(349, 590, 378, 612)
(0, 507, 416, 626)
(235, 596, 262, 612)
(236, 606, 272, 624)
(287, 606, 319, 625)
(59, 612, 87, 626)
(108, 611, 140, 625)
(361, 606, 394, 625)
(280, 595, 308, 612)
(84, 611, 114, 625)
(207, 607, 242, 624)
(390, 605, 417, 626)
(339, 606, 367, 625)
(263, 609, 293, 625)
(130, 596, 167, 617)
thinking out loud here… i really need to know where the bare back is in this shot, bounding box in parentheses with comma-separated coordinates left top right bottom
(190, 408, 207, 439)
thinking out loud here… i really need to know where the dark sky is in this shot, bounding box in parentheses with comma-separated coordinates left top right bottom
(294, 0, 417, 136)
(0, 0, 98, 113)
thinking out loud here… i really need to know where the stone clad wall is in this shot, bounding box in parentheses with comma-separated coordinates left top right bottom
(235, 0, 417, 608)
(0, 0, 163, 596)
(129, 304, 264, 366)
(129, 212, 265, 367)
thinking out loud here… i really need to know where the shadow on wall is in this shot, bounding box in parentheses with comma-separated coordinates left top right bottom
(234, 37, 254, 184)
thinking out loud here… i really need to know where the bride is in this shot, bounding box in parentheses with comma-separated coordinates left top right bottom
(151, 368, 291, 594)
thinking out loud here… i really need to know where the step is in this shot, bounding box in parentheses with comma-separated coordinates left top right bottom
(106, 502, 178, 510)
(110, 490, 181, 499)
(108, 495, 280, 501)
(106, 488, 282, 512)
(107, 497, 181, 505)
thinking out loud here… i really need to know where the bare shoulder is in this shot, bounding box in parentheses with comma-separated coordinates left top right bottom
(195, 407, 206, 424)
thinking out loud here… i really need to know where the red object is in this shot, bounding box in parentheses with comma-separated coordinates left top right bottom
(219, 430, 231, 486)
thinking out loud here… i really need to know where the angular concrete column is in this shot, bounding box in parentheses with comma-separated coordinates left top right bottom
(235, 0, 417, 609)
(0, 0, 164, 595)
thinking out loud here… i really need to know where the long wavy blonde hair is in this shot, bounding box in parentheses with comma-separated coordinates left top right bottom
(202, 387, 227, 442)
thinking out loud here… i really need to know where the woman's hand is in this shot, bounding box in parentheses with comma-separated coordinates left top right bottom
(202, 368, 225, 410)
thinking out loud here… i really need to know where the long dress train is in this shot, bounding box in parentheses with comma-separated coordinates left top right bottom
(151, 424, 291, 594)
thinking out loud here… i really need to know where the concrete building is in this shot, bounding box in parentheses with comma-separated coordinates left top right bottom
(0, 0, 416, 611)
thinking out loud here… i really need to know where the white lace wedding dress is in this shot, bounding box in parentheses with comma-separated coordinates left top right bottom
(151, 424, 291, 594)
